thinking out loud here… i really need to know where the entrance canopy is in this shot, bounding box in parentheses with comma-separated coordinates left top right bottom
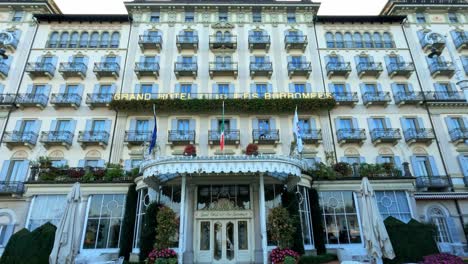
(141, 155, 308, 183)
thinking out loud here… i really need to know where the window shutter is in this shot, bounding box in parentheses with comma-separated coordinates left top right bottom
(400, 118, 407, 130)
(26, 84, 33, 93)
(171, 119, 177, 130)
(444, 117, 455, 133)
(51, 56, 58, 67)
(417, 117, 424, 129)
(14, 120, 22, 131)
(189, 119, 196, 131)
(175, 84, 181, 93)
(287, 56, 292, 63)
(50, 120, 57, 131)
(0, 161, 11, 181)
(124, 160, 132, 172)
(229, 84, 235, 95)
(394, 156, 402, 171)
(33, 120, 42, 133)
(345, 83, 351, 93)
(231, 118, 237, 129)
(104, 120, 112, 132)
(69, 120, 77, 133)
(428, 156, 439, 176)
(192, 84, 198, 98)
(267, 83, 273, 93)
(110, 84, 116, 94)
(360, 156, 366, 164)
(407, 83, 414, 92)
(85, 120, 92, 131)
(97, 159, 106, 168)
(384, 55, 390, 69)
(135, 84, 141, 93)
(306, 83, 312, 93)
(4, 224, 15, 245)
(252, 118, 258, 129)
(130, 119, 137, 130)
(385, 118, 392, 128)
(93, 84, 100, 94)
(269, 118, 276, 129)
(250, 83, 255, 93)
(334, 118, 341, 130)
(446, 217, 461, 243)
(377, 83, 383, 92)
(77, 159, 85, 167)
(153, 84, 159, 95)
(353, 55, 360, 66)
(367, 118, 375, 131)
(289, 83, 295, 93)
(59, 84, 66, 94)
(458, 155, 468, 177)
(352, 118, 359, 129)
(212, 83, 217, 94)
(211, 119, 218, 130)
(324, 55, 329, 64)
(449, 82, 457, 92)
(410, 155, 422, 176)
(390, 83, 399, 94)
(309, 118, 316, 129)
(18, 160, 30, 182)
(359, 83, 366, 94)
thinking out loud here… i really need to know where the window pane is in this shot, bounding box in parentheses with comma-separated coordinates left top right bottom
(28, 195, 67, 230)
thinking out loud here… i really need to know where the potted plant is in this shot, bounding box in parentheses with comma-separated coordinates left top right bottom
(246, 143, 259, 156)
(147, 248, 177, 264)
(267, 207, 300, 264)
(38, 156, 52, 169)
(183, 144, 196, 157)
(333, 162, 352, 177)
(420, 253, 463, 264)
(270, 247, 300, 264)
(146, 206, 179, 264)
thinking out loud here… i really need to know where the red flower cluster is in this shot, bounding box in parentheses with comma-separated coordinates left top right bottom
(420, 253, 463, 264)
(269, 247, 300, 264)
(147, 248, 177, 262)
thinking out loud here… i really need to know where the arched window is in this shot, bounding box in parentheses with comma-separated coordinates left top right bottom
(344, 32, 353, 48)
(363, 32, 372, 48)
(353, 32, 363, 48)
(59, 32, 69, 48)
(110, 32, 120, 48)
(373, 32, 383, 48)
(79, 32, 89, 48)
(335, 32, 344, 48)
(48, 31, 59, 48)
(325, 32, 335, 48)
(69, 32, 79, 48)
(224, 31, 231, 40)
(429, 207, 451, 243)
(215, 31, 223, 41)
(89, 32, 99, 48)
(383, 32, 394, 48)
(100, 32, 110, 48)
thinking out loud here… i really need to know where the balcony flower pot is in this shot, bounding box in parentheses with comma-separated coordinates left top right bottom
(183, 144, 196, 157)
(246, 143, 259, 156)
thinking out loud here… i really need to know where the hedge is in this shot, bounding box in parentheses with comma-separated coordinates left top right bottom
(308, 188, 326, 255)
(298, 254, 337, 264)
(281, 187, 305, 255)
(383, 217, 439, 264)
(139, 202, 162, 261)
(110, 97, 336, 114)
(0, 222, 56, 264)
(119, 184, 138, 261)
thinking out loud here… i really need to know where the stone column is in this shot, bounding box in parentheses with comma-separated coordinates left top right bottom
(178, 175, 187, 264)
(258, 174, 268, 264)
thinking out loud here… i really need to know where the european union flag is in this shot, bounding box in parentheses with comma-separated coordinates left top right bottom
(148, 104, 157, 155)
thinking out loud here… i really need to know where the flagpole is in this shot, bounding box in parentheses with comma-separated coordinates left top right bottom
(222, 100, 225, 155)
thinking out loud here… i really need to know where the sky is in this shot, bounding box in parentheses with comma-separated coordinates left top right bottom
(54, 0, 389, 15)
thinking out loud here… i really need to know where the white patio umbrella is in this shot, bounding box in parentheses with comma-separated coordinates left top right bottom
(50, 182, 82, 264)
(359, 177, 395, 263)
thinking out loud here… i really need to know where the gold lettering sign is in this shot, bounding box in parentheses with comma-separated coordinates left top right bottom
(112, 92, 333, 101)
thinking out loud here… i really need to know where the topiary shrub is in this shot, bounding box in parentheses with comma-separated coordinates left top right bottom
(119, 184, 138, 260)
(104, 163, 125, 181)
(333, 162, 352, 177)
(155, 206, 179, 250)
(139, 202, 162, 261)
(281, 188, 305, 255)
(267, 207, 296, 249)
(308, 188, 326, 255)
(298, 254, 338, 264)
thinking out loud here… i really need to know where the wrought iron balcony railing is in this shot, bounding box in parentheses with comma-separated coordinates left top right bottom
(138, 35, 162, 50)
(0, 94, 16, 106)
(176, 35, 198, 44)
(58, 62, 87, 78)
(370, 128, 401, 144)
(209, 35, 237, 49)
(86, 93, 113, 106)
(332, 92, 359, 105)
(301, 129, 322, 144)
(25, 62, 55, 79)
(174, 62, 197, 78)
(284, 35, 308, 50)
(248, 35, 271, 50)
(416, 176, 451, 189)
(287, 62, 312, 77)
(209, 62, 238, 78)
(250, 62, 273, 77)
(420, 35, 445, 50)
(252, 129, 280, 144)
(403, 128, 435, 144)
(336, 129, 366, 143)
(3, 131, 38, 146)
(16, 93, 49, 108)
(0, 182, 25, 195)
(326, 62, 352, 77)
(449, 128, 468, 143)
(362, 92, 391, 106)
(50, 93, 82, 107)
(168, 130, 196, 144)
(424, 91, 466, 102)
(78, 131, 109, 145)
(134, 62, 160, 78)
(40, 131, 74, 146)
(124, 131, 152, 144)
(454, 34, 468, 49)
(393, 91, 424, 105)
(356, 62, 383, 78)
(428, 62, 455, 77)
(208, 130, 240, 145)
(386, 62, 414, 78)
(0, 62, 10, 78)
(93, 62, 120, 79)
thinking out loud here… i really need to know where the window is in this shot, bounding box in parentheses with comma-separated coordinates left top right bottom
(133, 188, 149, 249)
(319, 191, 361, 244)
(197, 185, 250, 210)
(27, 195, 67, 231)
(252, 9, 262, 23)
(150, 12, 160, 22)
(218, 119, 230, 131)
(33, 84, 46, 94)
(59, 32, 69, 48)
(99, 84, 112, 95)
(325, 32, 334, 48)
(92, 120, 106, 132)
(376, 191, 411, 223)
(363, 32, 373, 48)
(49, 32, 59, 48)
(429, 207, 451, 243)
(79, 32, 89, 48)
(217, 84, 229, 96)
(136, 120, 149, 132)
(56, 120, 71, 132)
(50, 160, 67, 168)
(255, 83, 267, 98)
(4, 160, 28, 182)
(297, 186, 313, 247)
(287, 11, 296, 23)
(335, 33, 344, 48)
(185, 10, 195, 22)
(140, 84, 153, 94)
(294, 83, 305, 93)
(180, 84, 192, 94)
(264, 184, 284, 246)
(177, 119, 190, 131)
(373, 32, 383, 48)
(339, 118, 353, 130)
(364, 83, 377, 94)
(448, 13, 458, 23)
(70, 32, 79, 48)
(83, 194, 126, 249)
(84, 160, 99, 168)
(258, 119, 270, 131)
(100, 32, 110, 48)
(110, 32, 120, 48)
(416, 13, 426, 24)
(371, 118, 386, 130)
(90, 32, 99, 48)
(73, 56, 85, 64)
(12, 11, 24, 22)
(413, 156, 433, 176)
(20, 120, 35, 133)
(218, 8, 228, 22)
(333, 83, 346, 94)
(353, 32, 363, 48)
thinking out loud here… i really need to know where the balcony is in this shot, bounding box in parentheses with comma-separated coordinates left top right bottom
(29, 167, 133, 183)
(336, 129, 366, 145)
(58, 62, 87, 79)
(138, 35, 162, 51)
(454, 35, 468, 50)
(302, 129, 322, 145)
(50, 93, 82, 109)
(362, 92, 391, 107)
(429, 62, 455, 78)
(393, 92, 424, 106)
(176, 35, 198, 51)
(25, 62, 55, 79)
(250, 62, 273, 78)
(387, 62, 414, 78)
(168, 130, 195, 145)
(332, 92, 359, 106)
(356, 62, 383, 78)
(134, 62, 160, 79)
(0, 62, 9, 79)
(420, 35, 445, 52)
(248, 35, 270, 51)
(252, 129, 279, 145)
(416, 176, 451, 190)
(16, 93, 48, 109)
(287, 62, 312, 78)
(0, 94, 16, 108)
(78, 131, 109, 148)
(0, 182, 24, 195)
(370, 128, 401, 145)
(209, 62, 238, 78)
(124, 131, 152, 146)
(40, 131, 74, 149)
(86, 93, 113, 109)
(3, 131, 38, 149)
(448, 128, 468, 144)
(404, 128, 435, 145)
(424, 91, 466, 103)
(3, 36, 18, 52)
(93, 62, 120, 79)
(284, 35, 308, 51)
(174, 62, 197, 78)
(208, 130, 240, 146)
(326, 62, 351, 78)
(209, 35, 237, 50)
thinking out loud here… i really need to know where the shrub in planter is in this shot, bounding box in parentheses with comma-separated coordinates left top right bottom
(267, 207, 295, 249)
(333, 162, 352, 177)
(147, 248, 177, 264)
(420, 253, 463, 264)
(93, 168, 106, 179)
(312, 163, 337, 180)
(298, 254, 337, 264)
(183, 144, 196, 157)
(246, 143, 259, 156)
(104, 163, 124, 181)
(155, 206, 179, 249)
(270, 248, 300, 264)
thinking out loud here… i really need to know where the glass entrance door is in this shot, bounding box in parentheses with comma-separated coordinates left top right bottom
(196, 219, 250, 264)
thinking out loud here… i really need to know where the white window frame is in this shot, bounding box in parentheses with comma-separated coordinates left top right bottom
(25, 195, 67, 231)
(375, 191, 412, 223)
(297, 186, 314, 250)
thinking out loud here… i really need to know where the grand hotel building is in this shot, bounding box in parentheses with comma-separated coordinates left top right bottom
(0, 0, 467, 263)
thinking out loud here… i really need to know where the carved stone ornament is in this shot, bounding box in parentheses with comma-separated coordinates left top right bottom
(204, 198, 242, 211)
(412, 146, 427, 155)
(48, 150, 64, 159)
(212, 22, 235, 30)
(85, 149, 102, 158)
(12, 150, 28, 159)
(344, 147, 359, 156)
(378, 147, 394, 156)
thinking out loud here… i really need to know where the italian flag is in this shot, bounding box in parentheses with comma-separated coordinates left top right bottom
(220, 101, 225, 151)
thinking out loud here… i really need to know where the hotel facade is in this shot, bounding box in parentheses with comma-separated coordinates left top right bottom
(0, 0, 467, 263)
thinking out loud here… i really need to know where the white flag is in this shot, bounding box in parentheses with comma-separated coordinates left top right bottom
(293, 106, 303, 153)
